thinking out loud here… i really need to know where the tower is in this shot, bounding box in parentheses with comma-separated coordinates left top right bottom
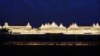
(95, 23, 100, 28)
(26, 22, 32, 29)
(93, 23, 100, 28)
(39, 24, 45, 29)
(3, 22, 9, 29)
(51, 21, 58, 27)
(59, 23, 66, 29)
(68, 23, 78, 28)
(93, 23, 95, 27)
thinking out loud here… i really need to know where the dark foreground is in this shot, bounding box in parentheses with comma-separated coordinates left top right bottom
(0, 32, 100, 56)
(1, 45, 100, 56)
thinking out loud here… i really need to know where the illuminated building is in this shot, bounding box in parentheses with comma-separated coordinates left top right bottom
(0, 22, 100, 35)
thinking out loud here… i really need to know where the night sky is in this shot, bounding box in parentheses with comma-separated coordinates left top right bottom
(0, 0, 100, 27)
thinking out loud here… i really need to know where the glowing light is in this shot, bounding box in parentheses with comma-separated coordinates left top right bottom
(0, 22, 100, 35)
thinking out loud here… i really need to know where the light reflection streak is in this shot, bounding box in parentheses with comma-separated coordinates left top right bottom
(4, 41, 98, 46)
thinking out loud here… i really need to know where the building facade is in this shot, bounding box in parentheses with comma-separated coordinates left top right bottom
(0, 22, 100, 35)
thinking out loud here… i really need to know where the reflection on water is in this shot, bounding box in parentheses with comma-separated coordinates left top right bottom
(1, 34, 100, 56)
(1, 45, 100, 56)
(4, 41, 99, 46)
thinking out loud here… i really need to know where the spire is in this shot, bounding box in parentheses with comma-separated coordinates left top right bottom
(59, 23, 64, 27)
(69, 22, 78, 28)
(3, 22, 9, 28)
(41, 24, 44, 27)
(4, 22, 9, 26)
(96, 23, 99, 26)
(59, 23, 63, 27)
(40, 24, 44, 29)
(74, 23, 78, 27)
(59, 23, 66, 29)
(51, 21, 56, 25)
(26, 22, 32, 29)
(27, 22, 30, 26)
(93, 23, 95, 27)
(51, 21, 58, 27)
(95, 23, 100, 28)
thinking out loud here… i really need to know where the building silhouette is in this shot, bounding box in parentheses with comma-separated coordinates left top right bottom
(0, 22, 100, 35)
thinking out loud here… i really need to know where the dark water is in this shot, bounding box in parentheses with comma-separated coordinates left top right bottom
(1, 45, 100, 56)
(1, 34, 100, 56)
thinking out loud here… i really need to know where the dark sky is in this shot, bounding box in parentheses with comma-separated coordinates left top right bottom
(0, 0, 100, 27)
